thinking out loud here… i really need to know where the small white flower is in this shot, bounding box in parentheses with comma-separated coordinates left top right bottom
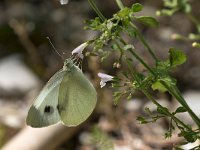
(98, 73, 113, 88)
(72, 42, 88, 59)
(60, 0, 69, 5)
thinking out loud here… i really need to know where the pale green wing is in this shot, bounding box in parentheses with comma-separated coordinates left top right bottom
(26, 69, 65, 127)
(58, 66, 97, 126)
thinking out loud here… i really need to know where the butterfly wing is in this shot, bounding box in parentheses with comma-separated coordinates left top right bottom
(58, 66, 97, 126)
(26, 69, 66, 127)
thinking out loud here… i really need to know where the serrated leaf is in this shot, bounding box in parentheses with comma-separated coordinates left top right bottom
(169, 48, 187, 67)
(136, 16, 159, 27)
(175, 106, 187, 114)
(132, 3, 143, 12)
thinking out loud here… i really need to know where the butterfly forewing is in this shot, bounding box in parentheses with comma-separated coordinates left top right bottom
(58, 66, 97, 126)
(26, 69, 65, 127)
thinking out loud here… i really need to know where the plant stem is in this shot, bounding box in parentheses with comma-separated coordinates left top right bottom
(115, 39, 141, 83)
(128, 46, 200, 127)
(115, 0, 124, 9)
(115, 0, 200, 129)
(88, 0, 106, 22)
(115, 0, 158, 62)
(127, 41, 200, 127)
(117, 36, 155, 76)
(130, 23, 158, 62)
(143, 90, 193, 131)
(161, 82, 200, 128)
(128, 49, 155, 75)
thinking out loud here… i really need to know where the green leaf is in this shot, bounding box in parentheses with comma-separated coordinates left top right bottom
(136, 16, 159, 27)
(152, 77, 177, 92)
(152, 81, 168, 92)
(124, 26, 137, 38)
(157, 106, 168, 116)
(180, 130, 198, 143)
(117, 7, 131, 19)
(169, 48, 187, 67)
(175, 106, 187, 114)
(132, 3, 143, 12)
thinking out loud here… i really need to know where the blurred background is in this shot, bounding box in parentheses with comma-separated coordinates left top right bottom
(0, 0, 200, 149)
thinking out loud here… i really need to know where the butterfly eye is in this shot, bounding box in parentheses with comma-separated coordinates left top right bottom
(44, 106, 54, 114)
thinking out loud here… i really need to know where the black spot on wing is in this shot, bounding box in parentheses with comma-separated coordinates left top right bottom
(44, 105, 54, 114)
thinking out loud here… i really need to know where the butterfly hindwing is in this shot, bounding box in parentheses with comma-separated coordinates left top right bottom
(26, 69, 65, 127)
(58, 66, 97, 126)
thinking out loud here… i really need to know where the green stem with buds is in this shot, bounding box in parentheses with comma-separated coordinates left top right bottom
(128, 43, 200, 128)
(115, 0, 200, 128)
(161, 82, 200, 128)
(115, 0, 158, 62)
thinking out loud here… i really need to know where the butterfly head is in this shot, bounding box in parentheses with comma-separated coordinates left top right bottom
(63, 58, 74, 70)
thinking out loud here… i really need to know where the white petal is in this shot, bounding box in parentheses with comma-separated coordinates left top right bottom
(98, 73, 113, 88)
(100, 81, 106, 88)
(72, 42, 88, 59)
(60, 0, 68, 5)
(98, 73, 113, 81)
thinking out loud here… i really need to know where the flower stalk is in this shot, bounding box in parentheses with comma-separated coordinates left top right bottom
(88, 0, 106, 22)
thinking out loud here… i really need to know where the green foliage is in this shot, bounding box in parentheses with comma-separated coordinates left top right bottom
(169, 48, 187, 67)
(179, 130, 198, 143)
(174, 106, 187, 114)
(86, 0, 200, 146)
(135, 16, 159, 27)
(152, 80, 168, 92)
(131, 3, 143, 12)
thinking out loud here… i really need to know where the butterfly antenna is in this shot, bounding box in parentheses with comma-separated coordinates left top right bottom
(46, 37, 64, 60)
